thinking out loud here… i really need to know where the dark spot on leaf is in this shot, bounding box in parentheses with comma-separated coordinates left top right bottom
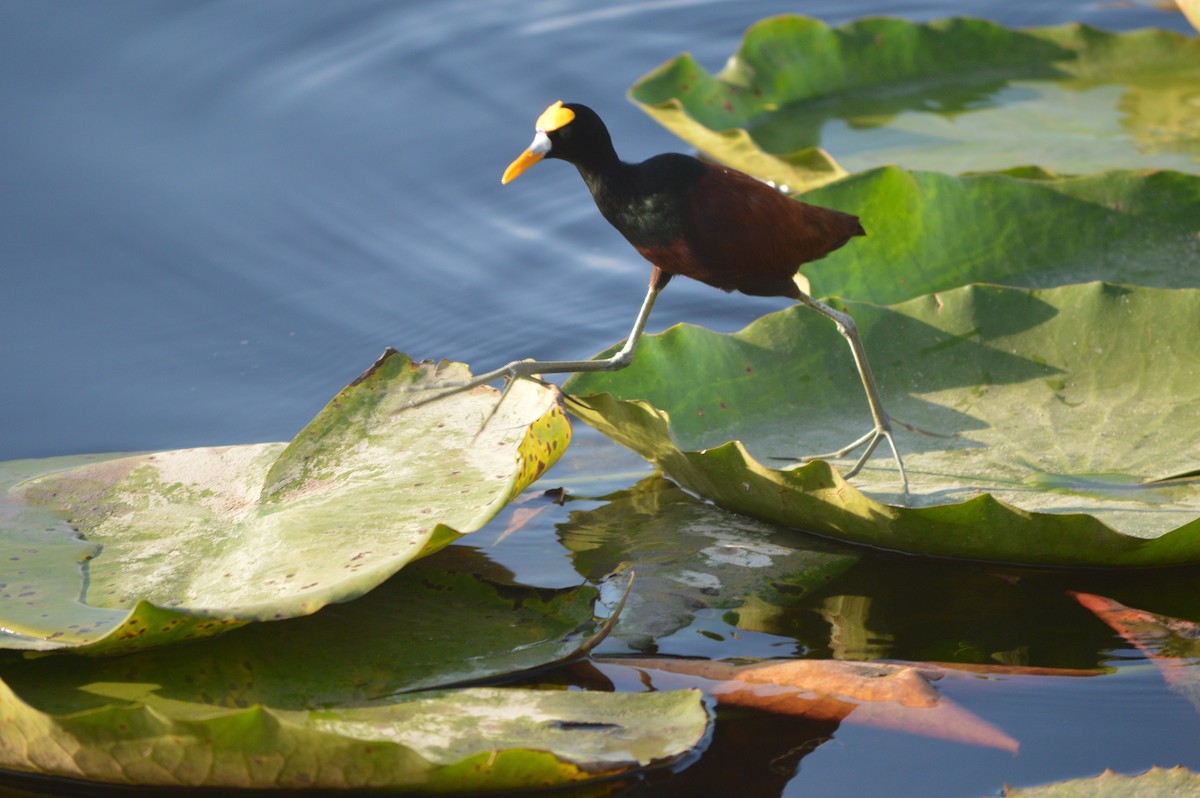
(549, 720, 622, 732)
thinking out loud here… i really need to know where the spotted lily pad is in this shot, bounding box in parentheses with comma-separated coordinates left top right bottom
(0, 350, 571, 653)
(0, 550, 603, 705)
(629, 15, 1200, 179)
(565, 282, 1200, 566)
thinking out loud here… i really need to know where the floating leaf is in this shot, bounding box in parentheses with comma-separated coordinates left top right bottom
(0, 674, 707, 791)
(0, 551, 603, 710)
(0, 542, 711, 792)
(0, 350, 571, 653)
(1003, 766, 1200, 797)
(795, 167, 1200, 306)
(630, 16, 1200, 176)
(565, 283, 1200, 565)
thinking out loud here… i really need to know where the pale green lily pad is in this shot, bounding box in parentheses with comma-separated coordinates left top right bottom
(558, 477, 858, 650)
(565, 283, 1200, 566)
(629, 16, 1200, 177)
(0, 551, 604, 710)
(0, 350, 571, 653)
(1003, 766, 1200, 797)
(795, 167, 1200, 306)
(0, 673, 707, 791)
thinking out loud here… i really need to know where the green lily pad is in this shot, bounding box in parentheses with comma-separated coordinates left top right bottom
(1003, 766, 1200, 797)
(0, 350, 571, 654)
(796, 167, 1200, 306)
(0, 673, 707, 791)
(558, 477, 858, 651)
(629, 16, 1200, 178)
(565, 282, 1200, 566)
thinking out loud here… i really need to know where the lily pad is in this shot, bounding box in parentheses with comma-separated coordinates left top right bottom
(0, 541, 710, 792)
(0, 350, 571, 653)
(565, 282, 1200, 566)
(629, 16, 1200, 178)
(795, 167, 1200, 306)
(0, 550, 604, 710)
(1003, 766, 1200, 797)
(0, 675, 707, 791)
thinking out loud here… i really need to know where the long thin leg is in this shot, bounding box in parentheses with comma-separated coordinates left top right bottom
(792, 277, 909, 497)
(406, 284, 661, 408)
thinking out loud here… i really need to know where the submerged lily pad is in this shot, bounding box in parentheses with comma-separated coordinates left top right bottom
(0, 350, 571, 653)
(565, 282, 1200, 566)
(630, 15, 1200, 178)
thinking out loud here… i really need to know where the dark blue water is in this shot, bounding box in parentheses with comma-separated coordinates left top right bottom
(2, 0, 1191, 461)
(2, 2, 1198, 797)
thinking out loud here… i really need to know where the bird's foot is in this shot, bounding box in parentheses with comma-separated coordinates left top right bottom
(776, 424, 910, 504)
(394, 360, 552, 444)
(399, 359, 541, 409)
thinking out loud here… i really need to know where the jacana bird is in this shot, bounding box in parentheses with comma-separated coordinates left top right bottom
(435, 101, 906, 494)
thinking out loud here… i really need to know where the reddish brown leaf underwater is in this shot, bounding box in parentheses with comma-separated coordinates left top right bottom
(497, 505, 548, 543)
(597, 657, 1019, 752)
(1072, 591, 1200, 689)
